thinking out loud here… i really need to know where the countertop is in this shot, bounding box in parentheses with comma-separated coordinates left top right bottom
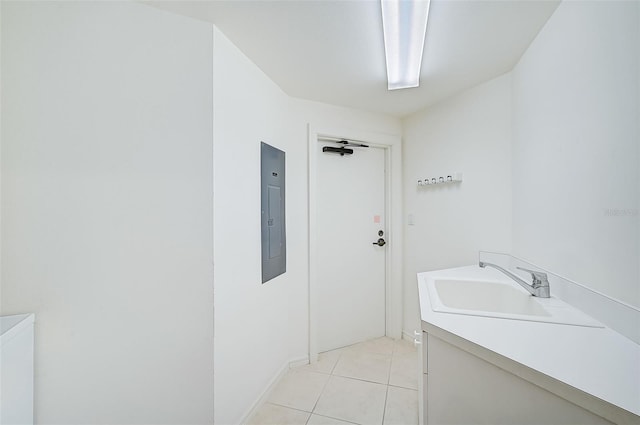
(418, 266, 640, 423)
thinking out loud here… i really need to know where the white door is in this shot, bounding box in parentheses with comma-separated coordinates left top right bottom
(316, 141, 386, 352)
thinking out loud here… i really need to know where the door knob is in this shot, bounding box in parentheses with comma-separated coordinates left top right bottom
(372, 238, 386, 247)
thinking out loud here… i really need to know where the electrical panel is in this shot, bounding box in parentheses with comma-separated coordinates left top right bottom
(261, 142, 286, 283)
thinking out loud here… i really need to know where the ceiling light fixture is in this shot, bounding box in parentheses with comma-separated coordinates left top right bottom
(381, 0, 431, 90)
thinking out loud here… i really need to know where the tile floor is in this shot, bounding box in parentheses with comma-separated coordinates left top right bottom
(247, 337, 419, 425)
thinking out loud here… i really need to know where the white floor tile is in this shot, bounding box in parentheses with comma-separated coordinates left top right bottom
(268, 369, 330, 412)
(314, 375, 388, 425)
(250, 338, 419, 425)
(393, 338, 417, 355)
(300, 349, 343, 374)
(333, 349, 392, 384)
(247, 403, 310, 425)
(383, 386, 418, 425)
(388, 351, 418, 390)
(307, 413, 358, 425)
(347, 337, 395, 356)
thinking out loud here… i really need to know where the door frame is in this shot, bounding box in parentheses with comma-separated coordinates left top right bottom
(308, 124, 402, 362)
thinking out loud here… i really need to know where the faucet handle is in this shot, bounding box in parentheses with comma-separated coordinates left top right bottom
(516, 267, 549, 287)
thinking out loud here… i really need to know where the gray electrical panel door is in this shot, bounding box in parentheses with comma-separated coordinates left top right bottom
(261, 142, 286, 283)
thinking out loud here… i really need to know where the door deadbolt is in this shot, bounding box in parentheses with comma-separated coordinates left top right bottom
(378, 230, 384, 236)
(372, 238, 386, 247)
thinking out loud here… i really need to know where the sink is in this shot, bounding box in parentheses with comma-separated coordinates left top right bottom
(434, 279, 550, 317)
(427, 278, 603, 327)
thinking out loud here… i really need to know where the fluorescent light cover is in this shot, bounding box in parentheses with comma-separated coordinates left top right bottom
(381, 0, 430, 90)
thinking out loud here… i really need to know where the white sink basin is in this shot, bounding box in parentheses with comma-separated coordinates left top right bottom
(434, 279, 550, 317)
(427, 278, 602, 327)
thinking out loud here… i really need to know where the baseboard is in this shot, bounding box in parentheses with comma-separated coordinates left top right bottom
(239, 362, 289, 425)
(402, 329, 415, 341)
(288, 355, 310, 369)
(239, 355, 310, 424)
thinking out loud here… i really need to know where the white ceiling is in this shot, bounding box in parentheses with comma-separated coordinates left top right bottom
(147, 0, 560, 118)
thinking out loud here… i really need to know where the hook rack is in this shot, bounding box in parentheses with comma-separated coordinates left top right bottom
(417, 172, 463, 187)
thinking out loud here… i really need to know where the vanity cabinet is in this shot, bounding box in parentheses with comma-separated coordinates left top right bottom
(419, 330, 613, 425)
(418, 266, 640, 424)
(417, 331, 426, 425)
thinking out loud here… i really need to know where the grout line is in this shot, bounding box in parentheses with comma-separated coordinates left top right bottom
(330, 373, 390, 387)
(387, 383, 418, 391)
(308, 350, 343, 417)
(309, 372, 332, 415)
(265, 401, 313, 415)
(381, 384, 390, 425)
(329, 349, 344, 375)
(266, 401, 312, 413)
(310, 412, 361, 425)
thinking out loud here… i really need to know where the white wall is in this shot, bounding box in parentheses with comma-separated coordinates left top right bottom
(0, 0, 3, 309)
(1, 3, 400, 423)
(212, 27, 402, 423)
(402, 74, 513, 334)
(1, 2, 214, 423)
(212, 27, 299, 425)
(293, 99, 402, 136)
(512, 0, 640, 308)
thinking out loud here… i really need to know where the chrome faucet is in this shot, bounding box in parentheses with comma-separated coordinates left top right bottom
(479, 261, 551, 298)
